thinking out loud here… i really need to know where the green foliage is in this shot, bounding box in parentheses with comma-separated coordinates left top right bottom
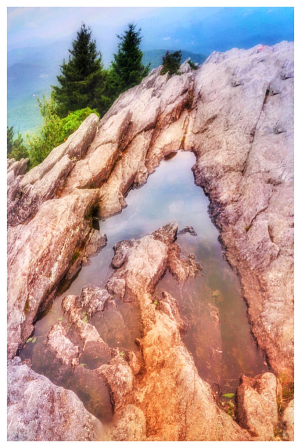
(26, 93, 98, 168)
(161, 50, 182, 76)
(188, 59, 198, 70)
(7, 126, 14, 154)
(142, 49, 207, 71)
(51, 23, 108, 118)
(71, 250, 81, 264)
(222, 393, 235, 398)
(110, 23, 150, 101)
(7, 126, 29, 161)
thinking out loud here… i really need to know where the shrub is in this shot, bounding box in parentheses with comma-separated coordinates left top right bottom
(26, 93, 99, 168)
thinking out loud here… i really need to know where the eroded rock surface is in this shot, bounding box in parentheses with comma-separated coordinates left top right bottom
(62, 293, 111, 366)
(7, 357, 103, 441)
(7, 114, 99, 227)
(7, 189, 99, 358)
(186, 42, 294, 379)
(236, 372, 280, 440)
(7, 42, 294, 441)
(105, 223, 250, 441)
(47, 322, 80, 366)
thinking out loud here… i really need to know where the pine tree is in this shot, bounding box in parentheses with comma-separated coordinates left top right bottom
(7, 126, 28, 161)
(161, 50, 182, 76)
(7, 126, 14, 155)
(110, 23, 150, 100)
(52, 23, 107, 117)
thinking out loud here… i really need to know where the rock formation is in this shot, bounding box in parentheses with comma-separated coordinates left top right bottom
(7, 41, 294, 441)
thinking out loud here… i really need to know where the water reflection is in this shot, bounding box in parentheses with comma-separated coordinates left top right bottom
(20, 150, 268, 417)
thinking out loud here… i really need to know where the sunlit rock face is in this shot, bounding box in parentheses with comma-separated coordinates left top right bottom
(7, 42, 294, 441)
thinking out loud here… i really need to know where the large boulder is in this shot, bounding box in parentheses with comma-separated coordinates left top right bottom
(7, 357, 103, 441)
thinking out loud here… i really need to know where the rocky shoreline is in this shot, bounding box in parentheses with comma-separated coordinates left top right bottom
(7, 41, 294, 441)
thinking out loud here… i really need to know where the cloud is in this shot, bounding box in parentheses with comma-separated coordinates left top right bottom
(168, 200, 183, 214)
(163, 37, 170, 40)
(26, 21, 38, 28)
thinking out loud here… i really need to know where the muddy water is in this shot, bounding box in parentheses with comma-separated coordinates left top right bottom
(20, 150, 268, 419)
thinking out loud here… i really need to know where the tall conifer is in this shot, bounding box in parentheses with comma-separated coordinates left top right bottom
(52, 23, 107, 117)
(110, 23, 150, 100)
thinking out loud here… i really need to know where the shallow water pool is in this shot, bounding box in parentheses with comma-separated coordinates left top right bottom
(20, 150, 268, 417)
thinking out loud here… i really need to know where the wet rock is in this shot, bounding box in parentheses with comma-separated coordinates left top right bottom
(78, 286, 111, 318)
(158, 291, 187, 332)
(84, 229, 107, 256)
(96, 355, 134, 411)
(236, 372, 279, 440)
(282, 399, 294, 441)
(7, 188, 99, 359)
(91, 300, 134, 350)
(62, 294, 111, 367)
(103, 404, 146, 441)
(152, 220, 178, 246)
(107, 223, 250, 441)
(7, 357, 103, 441)
(46, 321, 79, 366)
(178, 225, 197, 236)
(111, 239, 136, 269)
(168, 243, 202, 286)
(70, 364, 113, 423)
(128, 351, 142, 375)
(106, 277, 126, 300)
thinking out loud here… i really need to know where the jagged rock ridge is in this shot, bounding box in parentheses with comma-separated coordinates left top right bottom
(7, 42, 294, 441)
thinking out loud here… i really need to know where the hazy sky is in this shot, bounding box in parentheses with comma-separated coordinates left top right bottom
(7, 6, 219, 49)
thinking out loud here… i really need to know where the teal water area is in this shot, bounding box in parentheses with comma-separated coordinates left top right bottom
(20, 150, 268, 417)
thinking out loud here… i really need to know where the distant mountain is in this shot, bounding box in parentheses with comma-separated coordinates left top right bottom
(142, 49, 207, 70)
(7, 6, 293, 135)
(7, 46, 207, 134)
(139, 7, 294, 55)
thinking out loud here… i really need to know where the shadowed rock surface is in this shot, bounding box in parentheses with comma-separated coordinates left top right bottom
(282, 399, 294, 441)
(7, 43, 293, 441)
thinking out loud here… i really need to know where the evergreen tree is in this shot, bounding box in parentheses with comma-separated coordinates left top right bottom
(161, 50, 182, 76)
(110, 23, 150, 100)
(52, 23, 107, 117)
(7, 126, 29, 161)
(7, 126, 14, 155)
